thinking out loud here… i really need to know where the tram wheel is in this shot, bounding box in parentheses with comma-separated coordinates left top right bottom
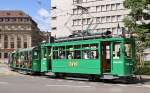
(54, 73, 66, 79)
(88, 75, 99, 81)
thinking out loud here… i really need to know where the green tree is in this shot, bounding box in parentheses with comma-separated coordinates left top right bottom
(123, 0, 150, 52)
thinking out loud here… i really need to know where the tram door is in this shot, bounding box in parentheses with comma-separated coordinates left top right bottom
(101, 42, 111, 73)
(48, 47, 52, 70)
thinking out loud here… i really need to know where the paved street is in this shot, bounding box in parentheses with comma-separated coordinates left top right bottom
(0, 64, 150, 93)
(0, 64, 20, 76)
(0, 75, 150, 93)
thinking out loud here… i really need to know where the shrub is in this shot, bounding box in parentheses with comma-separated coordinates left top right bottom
(136, 62, 150, 75)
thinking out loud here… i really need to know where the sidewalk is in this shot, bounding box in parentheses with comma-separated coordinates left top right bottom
(141, 75, 150, 79)
(0, 63, 20, 76)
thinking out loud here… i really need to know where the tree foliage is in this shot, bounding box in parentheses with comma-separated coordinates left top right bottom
(123, 0, 150, 50)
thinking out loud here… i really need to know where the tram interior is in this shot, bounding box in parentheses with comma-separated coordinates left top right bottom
(102, 42, 111, 73)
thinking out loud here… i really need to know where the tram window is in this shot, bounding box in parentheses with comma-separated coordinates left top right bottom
(92, 50, 99, 59)
(33, 51, 39, 59)
(74, 45, 81, 49)
(90, 44, 98, 49)
(66, 51, 74, 59)
(53, 51, 59, 59)
(20, 53, 24, 61)
(125, 44, 132, 58)
(42, 48, 47, 58)
(113, 43, 120, 59)
(82, 44, 90, 49)
(66, 46, 73, 50)
(58, 51, 66, 59)
(74, 50, 81, 59)
(48, 48, 52, 59)
(58, 47, 66, 59)
(29, 51, 32, 61)
(83, 50, 98, 59)
(53, 47, 58, 51)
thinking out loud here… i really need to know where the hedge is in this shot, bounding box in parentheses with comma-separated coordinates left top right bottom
(136, 62, 150, 75)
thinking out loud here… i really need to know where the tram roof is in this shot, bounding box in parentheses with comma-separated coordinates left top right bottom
(44, 37, 135, 47)
(17, 47, 35, 52)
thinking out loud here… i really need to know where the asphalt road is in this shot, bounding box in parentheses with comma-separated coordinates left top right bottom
(0, 75, 150, 93)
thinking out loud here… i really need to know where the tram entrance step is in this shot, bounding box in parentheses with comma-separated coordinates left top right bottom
(101, 73, 118, 79)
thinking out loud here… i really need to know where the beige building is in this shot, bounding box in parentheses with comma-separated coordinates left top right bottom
(51, 0, 129, 37)
(0, 10, 42, 63)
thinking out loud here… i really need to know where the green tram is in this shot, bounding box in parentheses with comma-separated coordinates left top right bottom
(47, 37, 136, 80)
(9, 37, 136, 80)
(9, 46, 49, 74)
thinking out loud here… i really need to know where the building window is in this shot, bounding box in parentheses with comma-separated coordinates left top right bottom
(87, 18, 91, 24)
(106, 16, 111, 22)
(96, 17, 101, 23)
(117, 15, 122, 21)
(111, 16, 116, 22)
(4, 35, 8, 48)
(101, 5, 106, 11)
(52, 6, 57, 10)
(107, 28, 111, 31)
(116, 3, 123, 10)
(101, 17, 106, 23)
(52, 27, 57, 30)
(111, 4, 116, 10)
(6, 13, 11, 15)
(82, 19, 87, 25)
(17, 37, 21, 48)
(18, 18, 23, 22)
(112, 27, 117, 34)
(19, 13, 23, 16)
(96, 6, 101, 12)
(102, 28, 106, 32)
(5, 18, 10, 22)
(73, 20, 78, 26)
(4, 53, 8, 58)
(78, 9, 82, 14)
(78, 19, 82, 25)
(0, 34, 1, 40)
(24, 18, 29, 22)
(74, 0, 82, 4)
(11, 18, 16, 22)
(4, 42, 8, 48)
(24, 42, 27, 48)
(52, 17, 57, 20)
(106, 4, 111, 11)
(0, 18, 3, 22)
(10, 35, 14, 48)
(73, 9, 78, 14)
(10, 42, 14, 48)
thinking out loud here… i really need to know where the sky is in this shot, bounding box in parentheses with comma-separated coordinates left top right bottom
(0, 0, 51, 31)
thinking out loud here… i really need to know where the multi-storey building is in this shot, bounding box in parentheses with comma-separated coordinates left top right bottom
(0, 10, 42, 63)
(51, 0, 73, 37)
(51, 0, 129, 37)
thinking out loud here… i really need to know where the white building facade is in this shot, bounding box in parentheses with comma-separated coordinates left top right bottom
(51, 0, 150, 61)
(51, 0, 73, 37)
(51, 0, 129, 37)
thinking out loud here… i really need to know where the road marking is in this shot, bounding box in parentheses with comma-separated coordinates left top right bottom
(46, 84, 93, 88)
(78, 81, 85, 84)
(103, 84, 113, 86)
(57, 79, 64, 82)
(134, 85, 143, 88)
(0, 82, 8, 85)
(67, 80, 74, 83)
(116, 84, 128, 87)
(142, 85, 150, 88)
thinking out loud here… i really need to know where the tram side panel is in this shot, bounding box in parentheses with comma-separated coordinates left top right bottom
(51, 42, 102, 76)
